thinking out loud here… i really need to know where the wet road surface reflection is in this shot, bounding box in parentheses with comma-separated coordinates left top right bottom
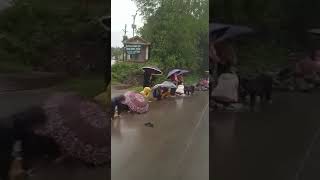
(211, 92, 320, 180)
(112, 92, 209, 180)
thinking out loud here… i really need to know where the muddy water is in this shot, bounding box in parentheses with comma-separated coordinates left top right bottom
(211, 92, 320, 180)
(112, 92, 209, 180)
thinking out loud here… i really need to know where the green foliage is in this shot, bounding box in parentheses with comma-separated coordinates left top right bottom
(236, 39, 289, 75)
(0, 0, 107, 71)
(58, 74, 105, 97)
(112, 61, 162, 84)
(0, 60, 33, 73)
(111, 60, 201, 86)
(134, 0, 208, 74)
(111, 47, 123, 60)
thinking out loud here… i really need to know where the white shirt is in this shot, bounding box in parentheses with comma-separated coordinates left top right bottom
(212, 73, 239, 102)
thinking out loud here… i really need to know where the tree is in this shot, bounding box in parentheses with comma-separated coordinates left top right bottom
(133, 0, 208, 73)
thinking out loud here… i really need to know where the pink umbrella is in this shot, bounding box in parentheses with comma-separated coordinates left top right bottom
(122, 91, 149, 113)
(34, 92, 109, 166)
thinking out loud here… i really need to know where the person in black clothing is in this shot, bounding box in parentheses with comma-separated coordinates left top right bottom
(0, 107, 61, 180)
(143, 70, 152, 88)
(111, 95, 129, 119)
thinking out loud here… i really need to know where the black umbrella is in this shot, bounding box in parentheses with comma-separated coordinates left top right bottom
(210, 23, 253, 42)
(309, 29, 320, 35)
(210, 23, 229, 41)
(142, 66, 162, 75)
(100, 16, 110, 31)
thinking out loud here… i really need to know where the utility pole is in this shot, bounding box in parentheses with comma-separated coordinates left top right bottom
(122, 24, 128, 61)
(132, 11, 138, 37)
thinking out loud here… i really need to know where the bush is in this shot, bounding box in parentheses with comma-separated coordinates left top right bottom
(111, 60, 202, 86)
(0, 0, 107, 73)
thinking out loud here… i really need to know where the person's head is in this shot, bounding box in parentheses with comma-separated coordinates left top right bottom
(117, 95, 126, 102)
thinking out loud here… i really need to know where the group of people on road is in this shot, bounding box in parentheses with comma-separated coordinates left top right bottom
(210, 37, 320, 111)
(111, 67, 207, 119)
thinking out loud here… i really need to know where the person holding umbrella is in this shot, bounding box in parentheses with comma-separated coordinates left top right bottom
(142, 67, 162, 88)
(176, 70, 189, 85)
(167, 69, 181, 95)
(143, 69, 152, 88)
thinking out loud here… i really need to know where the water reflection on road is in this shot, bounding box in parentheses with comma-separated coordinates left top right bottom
(111, 92, 209, 180)
(211, 92, 320, 180)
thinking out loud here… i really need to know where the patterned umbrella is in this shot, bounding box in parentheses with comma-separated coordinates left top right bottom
(122, 91, 149, 113)
(34, 92, 109, 166)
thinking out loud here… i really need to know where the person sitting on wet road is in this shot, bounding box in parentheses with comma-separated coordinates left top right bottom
(152, 87, 162, 100)
(212, 66, 239, 108)
(170, 73, 179, 85)
(177, 74, 184, 84)
(175, 83, 185, 96)
(111, 95, 129, 119)
(161, 87, 171, 99)
(140, 87, 152, 98)
(294, 49, 320, 91)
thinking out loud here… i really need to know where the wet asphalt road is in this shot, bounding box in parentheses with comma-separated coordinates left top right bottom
(111, 92, 209, 180)
(212, 92, 320, 180)
(3, 87, 320, 180)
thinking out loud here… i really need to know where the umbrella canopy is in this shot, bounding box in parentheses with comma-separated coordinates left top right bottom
(34, 92, 109, 166)
(100, 16, 110, 31)
(210, 23, 230, 41)
(177, 69, 189, 76)
(122, 91, 149, 113)
(210, 23, 253, 42)
(152, 81, 177, 89)
(167, 69, 181, 78)
(309, 29, 320, 35)
(142, 66, 162, 75)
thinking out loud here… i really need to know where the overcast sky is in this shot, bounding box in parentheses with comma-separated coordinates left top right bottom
(111, 0, 144, 47)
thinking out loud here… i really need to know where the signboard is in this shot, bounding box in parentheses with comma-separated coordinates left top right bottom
(126, 44, 142, 55)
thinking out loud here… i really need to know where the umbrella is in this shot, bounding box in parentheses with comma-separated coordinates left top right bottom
(100, 16, 110, 31)
(142, 66, 162, 75)
(167, 69, 181, 78)
(177, 69, 189, 76)
(34, 92, 109, 166)
(122, 91, 149, 113)
(210, 23, 253, 42)
(210, 23, 230, 41)
(309, 29, 320, 35)
(152, 81, 177, 89)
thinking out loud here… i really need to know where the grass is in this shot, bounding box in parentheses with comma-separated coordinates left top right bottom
(57, 74, 105, 97)
(0, 61, 33, 73)
(128, 86, 144, 92)
(112, 61, 203, 87)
